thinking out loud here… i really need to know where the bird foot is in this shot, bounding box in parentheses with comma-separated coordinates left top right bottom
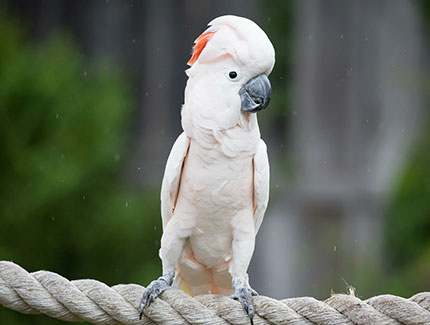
(229, 280, 258, 325)
(139, 272, 174, 319)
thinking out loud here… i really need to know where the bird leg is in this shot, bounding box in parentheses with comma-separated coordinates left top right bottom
(140, 216, 187, 319)
(229, 278, 258, 325)
(139, 271, 174, 319)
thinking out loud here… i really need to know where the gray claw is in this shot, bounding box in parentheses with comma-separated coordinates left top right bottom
(139, 272, 174, 319)
(229, 285, 257, 325)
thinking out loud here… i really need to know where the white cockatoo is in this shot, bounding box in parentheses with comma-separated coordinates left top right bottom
(140, 15, 274, 323)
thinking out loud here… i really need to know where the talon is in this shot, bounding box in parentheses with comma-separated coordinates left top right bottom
(139, 272, 174, 319)
(230, 280, 257, 325)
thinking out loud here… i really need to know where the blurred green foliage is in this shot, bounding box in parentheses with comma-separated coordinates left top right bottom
(258, 0, 293, 135)
(0, 14, 161, 324)
(383, 123, 430, 296)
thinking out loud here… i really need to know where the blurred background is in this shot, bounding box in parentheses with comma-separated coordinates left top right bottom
(0, 0, 428, 323)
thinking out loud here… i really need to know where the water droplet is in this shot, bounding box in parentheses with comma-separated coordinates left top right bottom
(340, 34, 344, 39)
(114, 153, 120, 161)
(83, 195, 86, 200)
(333, 245, 337, 252)
(125, 202, 128, 208)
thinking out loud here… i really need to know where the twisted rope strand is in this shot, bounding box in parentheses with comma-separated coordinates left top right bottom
(1, 261, 429, 325)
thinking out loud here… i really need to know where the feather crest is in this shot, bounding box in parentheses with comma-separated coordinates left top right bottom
(187, 32, 215, 66)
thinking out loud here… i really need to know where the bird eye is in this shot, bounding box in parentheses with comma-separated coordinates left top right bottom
(228, 71, 238, 80)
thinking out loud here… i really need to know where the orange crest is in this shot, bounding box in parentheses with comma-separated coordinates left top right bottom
(187, 32, 215, 66)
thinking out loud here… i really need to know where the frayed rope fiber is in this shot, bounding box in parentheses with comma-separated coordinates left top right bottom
(0, 261, 429, 324)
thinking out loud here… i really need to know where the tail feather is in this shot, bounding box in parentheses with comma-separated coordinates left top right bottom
(176, 259, 234, 296)
(176, 243, 234, 296)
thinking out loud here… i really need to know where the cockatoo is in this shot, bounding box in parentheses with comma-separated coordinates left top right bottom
(140, 15, 274, 323)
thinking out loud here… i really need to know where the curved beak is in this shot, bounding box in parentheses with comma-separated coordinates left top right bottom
(239, 74, 271, 113)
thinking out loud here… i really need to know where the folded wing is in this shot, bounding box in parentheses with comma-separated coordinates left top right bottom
(161, 132, 190, 229)
(253, 139, 270, 234)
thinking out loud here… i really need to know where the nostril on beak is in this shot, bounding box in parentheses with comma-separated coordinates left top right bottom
(253, 97, 263, 105)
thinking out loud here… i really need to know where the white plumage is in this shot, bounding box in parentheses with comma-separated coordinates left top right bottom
(158, 15, 274, 297)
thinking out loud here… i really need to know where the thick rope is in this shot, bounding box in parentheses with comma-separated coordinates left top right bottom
(0, 261, 429, 325)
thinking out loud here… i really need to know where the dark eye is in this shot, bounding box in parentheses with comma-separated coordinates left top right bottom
(229, 71, 238, 79)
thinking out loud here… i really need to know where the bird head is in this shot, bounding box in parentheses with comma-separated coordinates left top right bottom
(183, 15, 275, 132)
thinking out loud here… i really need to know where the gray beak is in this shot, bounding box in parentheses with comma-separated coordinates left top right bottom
(239, 74, 271, 113)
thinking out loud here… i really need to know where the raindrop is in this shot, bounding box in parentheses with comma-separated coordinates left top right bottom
(52, 216, 55, 221)
(83, 195, 86, 200)
(333, 245, 337, 252)
(125, 202, 129, 208)
(340, 34, 344, 39)
(154, 226, 157, 230)
(114, 153, 120, 161)
(56, 113, 59, 119)
(83, 70, 87, 76)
